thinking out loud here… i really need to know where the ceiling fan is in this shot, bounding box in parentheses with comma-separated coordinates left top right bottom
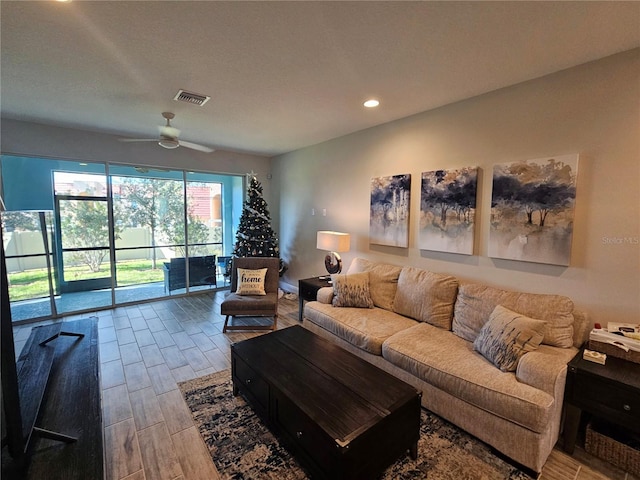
(119, 112, 214, 153)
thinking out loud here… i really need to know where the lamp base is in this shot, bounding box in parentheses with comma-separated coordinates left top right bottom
(324, 252, 342, 275)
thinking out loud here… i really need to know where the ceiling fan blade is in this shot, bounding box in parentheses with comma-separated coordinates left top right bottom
(178, 140, 215, 153)
(118, 138, 159, 142)
(119, 113, 211, 152)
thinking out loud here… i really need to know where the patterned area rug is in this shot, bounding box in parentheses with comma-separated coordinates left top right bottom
(179, 370, 533, 480)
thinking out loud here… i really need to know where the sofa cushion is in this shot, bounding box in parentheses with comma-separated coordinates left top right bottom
(221, 292, 279, 312)
(452, 283, 575, 348)
(382, 322, 554, 433)
(304, 301, 417, 355)
(392, 267, 459, 329)
(331, 272, 374, 308)
(473, 305, 546, 372)
(347, 257, 402, 311)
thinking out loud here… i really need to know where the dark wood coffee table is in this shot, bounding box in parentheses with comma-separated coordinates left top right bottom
(231, 325, 421, 480)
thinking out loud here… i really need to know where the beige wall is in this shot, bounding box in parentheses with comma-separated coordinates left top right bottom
(273, 49, 640, 326)
(0, 119, 274, 205)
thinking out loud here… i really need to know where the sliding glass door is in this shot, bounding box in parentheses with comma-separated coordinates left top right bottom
(0, 155, 244, 323)
(53, 172, 113, 313)
(111, 166, 185, 302)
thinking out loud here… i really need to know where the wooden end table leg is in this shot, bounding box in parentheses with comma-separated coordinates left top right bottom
(563, 404, 581, 454)
(299, 296, 304, 322)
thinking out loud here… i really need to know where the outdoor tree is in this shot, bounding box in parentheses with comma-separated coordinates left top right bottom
(61, 200, 123, 272)
(117, 178, 166, 269)
(0, 211, 41, 232)
(116, 178, 211, 267)
(169, 215, 215, 257)
(232, 175, 286, 274)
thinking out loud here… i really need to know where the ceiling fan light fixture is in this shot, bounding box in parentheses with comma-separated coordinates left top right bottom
(158, 138, 179, 149)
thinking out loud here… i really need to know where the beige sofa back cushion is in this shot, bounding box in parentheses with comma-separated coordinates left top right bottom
(392, 266, 459, 329)
(452, 283, 575, 348)
(347, 258, 402, 311)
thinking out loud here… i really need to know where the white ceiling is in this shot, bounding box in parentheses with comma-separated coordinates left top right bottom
(1, 1, 639, 157)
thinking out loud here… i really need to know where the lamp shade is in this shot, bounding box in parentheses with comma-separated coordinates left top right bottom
(317, 231, 351, 253)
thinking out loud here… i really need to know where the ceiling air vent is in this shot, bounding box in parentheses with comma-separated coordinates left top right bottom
(173, 90, 210, 106)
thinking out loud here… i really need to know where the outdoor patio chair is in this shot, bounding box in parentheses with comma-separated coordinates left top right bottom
(163, 255, 217, 293)
(217, 256, 232, 286)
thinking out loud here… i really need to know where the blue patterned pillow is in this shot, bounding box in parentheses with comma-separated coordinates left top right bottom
(474, 305, 546, 372)
(331, 272, 374, 308)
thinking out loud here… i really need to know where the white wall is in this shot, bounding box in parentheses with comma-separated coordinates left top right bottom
(0, 119, 275, 206)
(273, 49, 640, 326)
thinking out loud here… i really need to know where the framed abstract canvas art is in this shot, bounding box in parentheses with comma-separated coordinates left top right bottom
(370, 174, 411, 247)
(488, 154, 579, 266)
(419, 167, 478, 255)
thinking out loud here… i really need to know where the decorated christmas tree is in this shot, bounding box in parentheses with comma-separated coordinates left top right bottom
(232, 175, 287, 275)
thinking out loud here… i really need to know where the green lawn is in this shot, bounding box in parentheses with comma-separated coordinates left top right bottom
(8, 259, 165, 302)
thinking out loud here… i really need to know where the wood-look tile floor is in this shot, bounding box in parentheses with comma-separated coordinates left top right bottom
(12, 291, 636, 480)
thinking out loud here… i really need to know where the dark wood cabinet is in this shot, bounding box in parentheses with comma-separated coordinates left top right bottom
(298, 276, 331, 321)
(563, 348, 640, 453)
(232, 354, 270, 417)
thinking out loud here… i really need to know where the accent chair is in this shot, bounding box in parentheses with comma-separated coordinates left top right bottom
(220, 256, 279, 333)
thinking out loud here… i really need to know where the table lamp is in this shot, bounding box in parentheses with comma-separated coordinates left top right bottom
(317, 231, 351, 275)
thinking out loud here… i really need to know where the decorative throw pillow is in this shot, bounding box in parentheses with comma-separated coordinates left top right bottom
(331, 272, 374, 308)
(347, 257, 402, 311)
(235, 268, 268, 295)
(473, 305, 546, 372)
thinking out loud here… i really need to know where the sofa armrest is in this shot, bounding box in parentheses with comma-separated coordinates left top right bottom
(572, 310, 590, 348)
(516, 346, 577, 396)
(316, 286, 334, 304)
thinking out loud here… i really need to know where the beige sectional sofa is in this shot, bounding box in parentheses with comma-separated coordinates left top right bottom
(302, 258, 590, 473)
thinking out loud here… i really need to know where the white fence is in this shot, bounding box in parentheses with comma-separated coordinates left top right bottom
(4, 227, 170, 273)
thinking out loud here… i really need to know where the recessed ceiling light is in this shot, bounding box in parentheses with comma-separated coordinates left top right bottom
(363, 99, 380, 108)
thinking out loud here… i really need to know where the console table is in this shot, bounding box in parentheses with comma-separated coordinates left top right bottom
(3, 318, 103, 479)
(298, 276, 331, 321)
(563, 347, 640, 453)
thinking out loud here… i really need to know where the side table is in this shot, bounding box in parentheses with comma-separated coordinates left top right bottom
(298, 276, 331, 322)
(562, 347, 640, 454)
